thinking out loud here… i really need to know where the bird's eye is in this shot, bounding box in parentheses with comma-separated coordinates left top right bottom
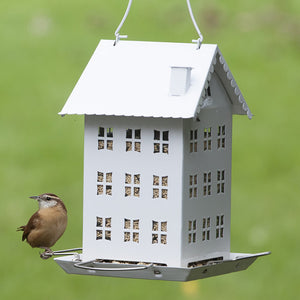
(46, 197, 51, 200)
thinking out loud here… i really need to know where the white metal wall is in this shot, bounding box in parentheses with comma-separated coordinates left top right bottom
(181, 73, 233, 267)
(82, 115, 184, 266)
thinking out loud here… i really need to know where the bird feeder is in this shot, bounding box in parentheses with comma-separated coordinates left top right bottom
(55, 0, 269, 281)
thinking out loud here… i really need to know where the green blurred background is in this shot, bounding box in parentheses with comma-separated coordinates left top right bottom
(0, 0, 299, 299)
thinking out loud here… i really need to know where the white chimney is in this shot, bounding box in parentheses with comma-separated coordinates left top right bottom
(169, 66, 192, 96)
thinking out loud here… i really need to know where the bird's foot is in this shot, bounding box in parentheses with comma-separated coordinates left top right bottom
(40, 248, 54, 260)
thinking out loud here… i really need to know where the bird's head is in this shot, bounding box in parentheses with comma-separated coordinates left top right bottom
(30, 193, 66, 211)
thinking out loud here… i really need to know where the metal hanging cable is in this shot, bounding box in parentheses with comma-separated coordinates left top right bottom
(186, 0, 204, 49)
(113, 0, 204, 48)
(114, 0, 133, 45)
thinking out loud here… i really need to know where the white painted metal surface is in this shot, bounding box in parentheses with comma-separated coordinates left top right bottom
(54, 252, 270, 281)
(59, 40, 251, 119)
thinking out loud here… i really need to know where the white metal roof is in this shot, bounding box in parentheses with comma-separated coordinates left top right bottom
(59, 40, 252, 119)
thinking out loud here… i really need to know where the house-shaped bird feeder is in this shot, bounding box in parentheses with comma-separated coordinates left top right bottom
(54, 38, 269, 281)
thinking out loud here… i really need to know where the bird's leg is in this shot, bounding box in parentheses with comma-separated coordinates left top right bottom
(40, 247, 54, 260)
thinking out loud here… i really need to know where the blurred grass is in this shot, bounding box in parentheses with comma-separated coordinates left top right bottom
(0, 0, 299, 299)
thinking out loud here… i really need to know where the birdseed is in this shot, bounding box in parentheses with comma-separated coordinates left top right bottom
(162, 144, 169, 154)
(134, 142, 141, 152)
(126, 141, 132, 152)
(161, 234, 167, 244)
(133, 232, 139, 243)
(161, 221, 167, 232)
(98, 140, 104, 150)
(107, 140, 113, 150)
(97, 185, 103, 195)
(125, 186, 131, 197)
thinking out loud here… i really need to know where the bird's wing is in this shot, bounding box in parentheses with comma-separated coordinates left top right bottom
(20, 211, 41, 242)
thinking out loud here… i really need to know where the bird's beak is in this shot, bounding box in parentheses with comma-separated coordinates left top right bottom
(29, 196, 39, 200)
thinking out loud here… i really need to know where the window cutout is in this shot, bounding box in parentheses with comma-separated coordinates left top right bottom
(97, 172, 113, 196)
(126, 129, 141, 152)
(126, 129, 132, 139)
(153, 130, 169, 154)
(153, 175, 168, 199)
(125, 173, 140, 197)
(152, 221, 167, 245)
(217, 170, 225, 194)
(205, 85, 211, 97)
(154, 130, 160, 140)
(204, 127, 212, 151)
(98, 127, 113, 151)
(189, 175, 198, 199)
(123, 218, 139, 243)
(190, 129, 198, 153)
(98, 127, 105, 137)
(202, 217, 211, 241)
(203, 172, 212, 196)
(188, 220, 197, 243)
(217, 125, 226, 149)
(216, 215, 224, 239)
(96, 217, 111, 241)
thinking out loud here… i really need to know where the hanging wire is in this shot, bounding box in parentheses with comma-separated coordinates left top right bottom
(186, 0, 204, 49)
(114, 0, 133, 45)
(113, 0, 203, 48)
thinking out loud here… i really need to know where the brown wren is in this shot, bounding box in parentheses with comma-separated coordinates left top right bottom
(17, 193, 67, 259)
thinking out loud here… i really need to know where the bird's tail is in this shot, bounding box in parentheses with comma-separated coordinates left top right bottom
(17, 226, 25, 232)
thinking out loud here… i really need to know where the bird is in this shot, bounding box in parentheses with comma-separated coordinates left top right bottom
(17, 193, 67, 259)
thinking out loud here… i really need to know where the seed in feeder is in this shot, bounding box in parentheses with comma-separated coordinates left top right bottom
(188, 221, 192, 231)
(153, 175, 159, 185)
(105, 230, 111, 240)
(134, 187, 140, 197)
(152, 221, 159, 231)
(188, 233, 192, 243)
(162, 144, 169, 154)
(98, 140, 104, 150)
(192, 233, 196, 242)
(153, 188, 159, 198)
(135, 129, 141, 139)
(194, 142, 198, 152)
(135, 142, 141, 152)
(161, 221, 167, 232)
(124, 219, 131, 229)
(106, 172, 112, 183)
(152, 234, 158, 244)
(125, 186, 131, 197)
(105, 217, 111, 228)
(154, 143, 160, 153)
(134, 174, 140, 185)
(133, 219, 139, 230)
(97, 185, 103, 195)
(96, 217, 103, 227)
(96, 230, 103, 240)
(97, 172, 104, 182)
(133, 232, 139, 243)
(193, 220, 196, 230)
(161, 234, 167, 244)
(161, 189, 168, 199)
(162, 176, 168, 186)
(106, 185, 112, 195)
(125, 173, 131, 184)
(124, 232, 130, 242)
(107, 140, 113, 150)
(126, 141, 132, 152)
(189, 188, 193, 198)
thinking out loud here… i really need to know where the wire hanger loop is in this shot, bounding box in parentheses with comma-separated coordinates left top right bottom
(113, 0, 204, 49)
(114, 0, 133, 45)
(186, 0, 204, 49)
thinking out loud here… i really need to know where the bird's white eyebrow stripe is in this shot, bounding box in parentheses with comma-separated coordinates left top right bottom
(45, 195, 60, 200)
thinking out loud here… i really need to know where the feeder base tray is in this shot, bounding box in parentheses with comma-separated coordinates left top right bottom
(55, 252, 269, 281)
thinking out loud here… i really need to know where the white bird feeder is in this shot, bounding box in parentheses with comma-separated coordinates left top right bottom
(55, 0, 269, 281)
